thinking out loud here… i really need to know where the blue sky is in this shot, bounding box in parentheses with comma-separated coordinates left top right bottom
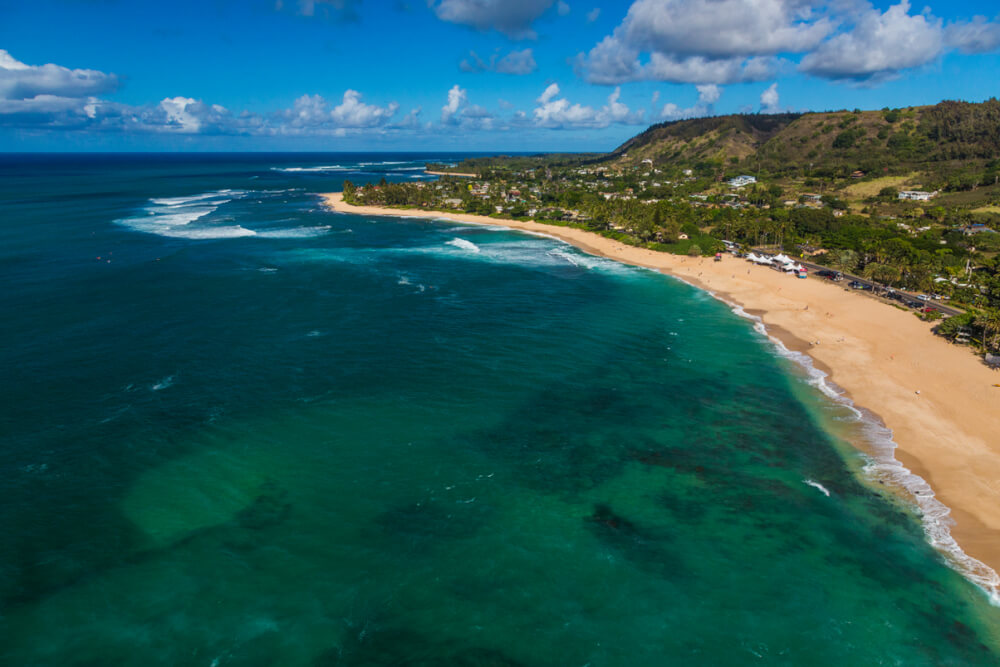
(1, 0, 998, 151)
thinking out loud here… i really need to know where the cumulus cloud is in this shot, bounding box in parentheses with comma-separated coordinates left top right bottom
(0, 49, 119, 101)
(428, 0, 555, 39)
(438, 85, 496, 128)
(532, 83, 644, 129)
(760, 82, 780, 112)
(578, 0, 830, 85)
(441, 84, 467, 123)
(577, 0, 998, 87)
(459, 48, 537, 75)
(586, 7, 600, 22)
(657, 83, 724, 120)
(798, 1, 943, 83)
(280, 91, 399, 130)
(945, 16, 1000, 54)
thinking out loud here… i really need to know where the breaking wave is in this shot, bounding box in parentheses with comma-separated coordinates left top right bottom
(115, 190, 330, 240)
(446, 238, 481, 253)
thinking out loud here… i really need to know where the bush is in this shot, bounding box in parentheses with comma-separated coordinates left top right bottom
(687, 244, 703, 257)
(833, 128, 865, 149)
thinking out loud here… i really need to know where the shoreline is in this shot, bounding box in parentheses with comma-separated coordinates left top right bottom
(320, 192, 1000, 601)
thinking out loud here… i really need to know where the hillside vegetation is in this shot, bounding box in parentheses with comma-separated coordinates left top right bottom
(610, 99, 1000, 191)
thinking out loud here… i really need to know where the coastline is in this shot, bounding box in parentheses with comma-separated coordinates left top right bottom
(321, 192, 1000, 600)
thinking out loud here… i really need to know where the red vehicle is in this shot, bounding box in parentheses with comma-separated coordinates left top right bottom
(714, 253, 723, 262)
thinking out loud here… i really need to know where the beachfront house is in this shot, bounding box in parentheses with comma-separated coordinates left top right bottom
(728, 175, 757, 188)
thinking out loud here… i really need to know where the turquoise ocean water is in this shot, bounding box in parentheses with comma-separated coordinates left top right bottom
(2, 153, 999, 665)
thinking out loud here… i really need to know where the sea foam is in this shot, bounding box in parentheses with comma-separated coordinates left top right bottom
(446, 238, 481, 253)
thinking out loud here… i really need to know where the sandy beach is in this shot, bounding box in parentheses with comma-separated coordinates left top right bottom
(322, 192, 1000, 596)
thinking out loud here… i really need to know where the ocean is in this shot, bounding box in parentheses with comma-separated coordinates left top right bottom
(1, 153, 999, 665)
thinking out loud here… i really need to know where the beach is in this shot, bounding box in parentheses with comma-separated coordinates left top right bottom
(322, 191, 1000, 593)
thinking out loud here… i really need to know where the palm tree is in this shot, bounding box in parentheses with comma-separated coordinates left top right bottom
(976, 308, 1000, 352)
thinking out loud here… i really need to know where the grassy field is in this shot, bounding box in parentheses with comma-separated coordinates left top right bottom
(842, 174, 920, 199)
(972, 205, 1000, 214)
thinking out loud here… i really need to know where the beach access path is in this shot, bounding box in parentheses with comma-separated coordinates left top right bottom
(321, 192, 1000, 593)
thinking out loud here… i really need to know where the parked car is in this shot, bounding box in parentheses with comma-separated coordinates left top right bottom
(816, 270, 836, 279)
(917, 294, 931, 301)
(848, 281, 872, 291)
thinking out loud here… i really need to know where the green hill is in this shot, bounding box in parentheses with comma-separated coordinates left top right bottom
(608, 99, 1000, 185)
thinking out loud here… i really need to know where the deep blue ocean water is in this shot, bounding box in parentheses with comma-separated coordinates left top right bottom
(2, 153, 999, 665)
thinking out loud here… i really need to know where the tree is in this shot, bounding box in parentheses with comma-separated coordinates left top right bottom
(976, 308, 1000, 352)
(687, 244, 703, 257)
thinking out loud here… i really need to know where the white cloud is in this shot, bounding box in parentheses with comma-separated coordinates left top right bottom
(760, 82, 780, 112)
(945, 16, 1000, 54)
(621, 0, 831, 59)
(460, 48, 537, 75)
(331, 89, 400, 127)
(657, 83, 724, 120)
(441, 84, 467, 123)
(578, 0, 831, 84)
(577, 0, 995, 87)
(428, 0, 556, 39)
(557, 1, 570, 16)
(695, 83, 721, 105)
(160, 97, 205, 133)
(532, 83, 644, 129)
(280, 91, 398, 131)
(586, 7, 600, 22)
(799, 1, 943, 83)
(0, 49, 119, 101)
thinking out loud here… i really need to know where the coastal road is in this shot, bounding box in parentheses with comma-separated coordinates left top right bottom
(793, 259, 964, 317)
(748, 254, 964, 317)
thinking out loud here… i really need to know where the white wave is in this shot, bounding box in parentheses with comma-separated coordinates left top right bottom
(149, 190, 241, 206)
(446, 238, 481, 254)
(695, 284, 1000, 606)
(804, 479, 831, 497)
(161, 226, 257, 240)
(358, 161, 407, 166)
(271, 165, 346, 173)
(256, 226, 331, 238)
(151, 375, 174, 391)
(140, 206, 216, 227)
(258, 267, 278, 273)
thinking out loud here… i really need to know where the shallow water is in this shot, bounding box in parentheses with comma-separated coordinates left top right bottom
(2, 153, 999, 665)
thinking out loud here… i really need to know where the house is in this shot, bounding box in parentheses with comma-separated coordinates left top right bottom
(728, 175, 757, 188)
(964, 223, 998, 235)
(678, 233, 689, 240)
(898, 190, 937, 201)
(444, 198, 463, 207)
(851, 170, 865, 179)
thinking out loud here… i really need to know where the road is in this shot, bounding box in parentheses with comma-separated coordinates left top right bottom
(756, 256, 964, 317)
